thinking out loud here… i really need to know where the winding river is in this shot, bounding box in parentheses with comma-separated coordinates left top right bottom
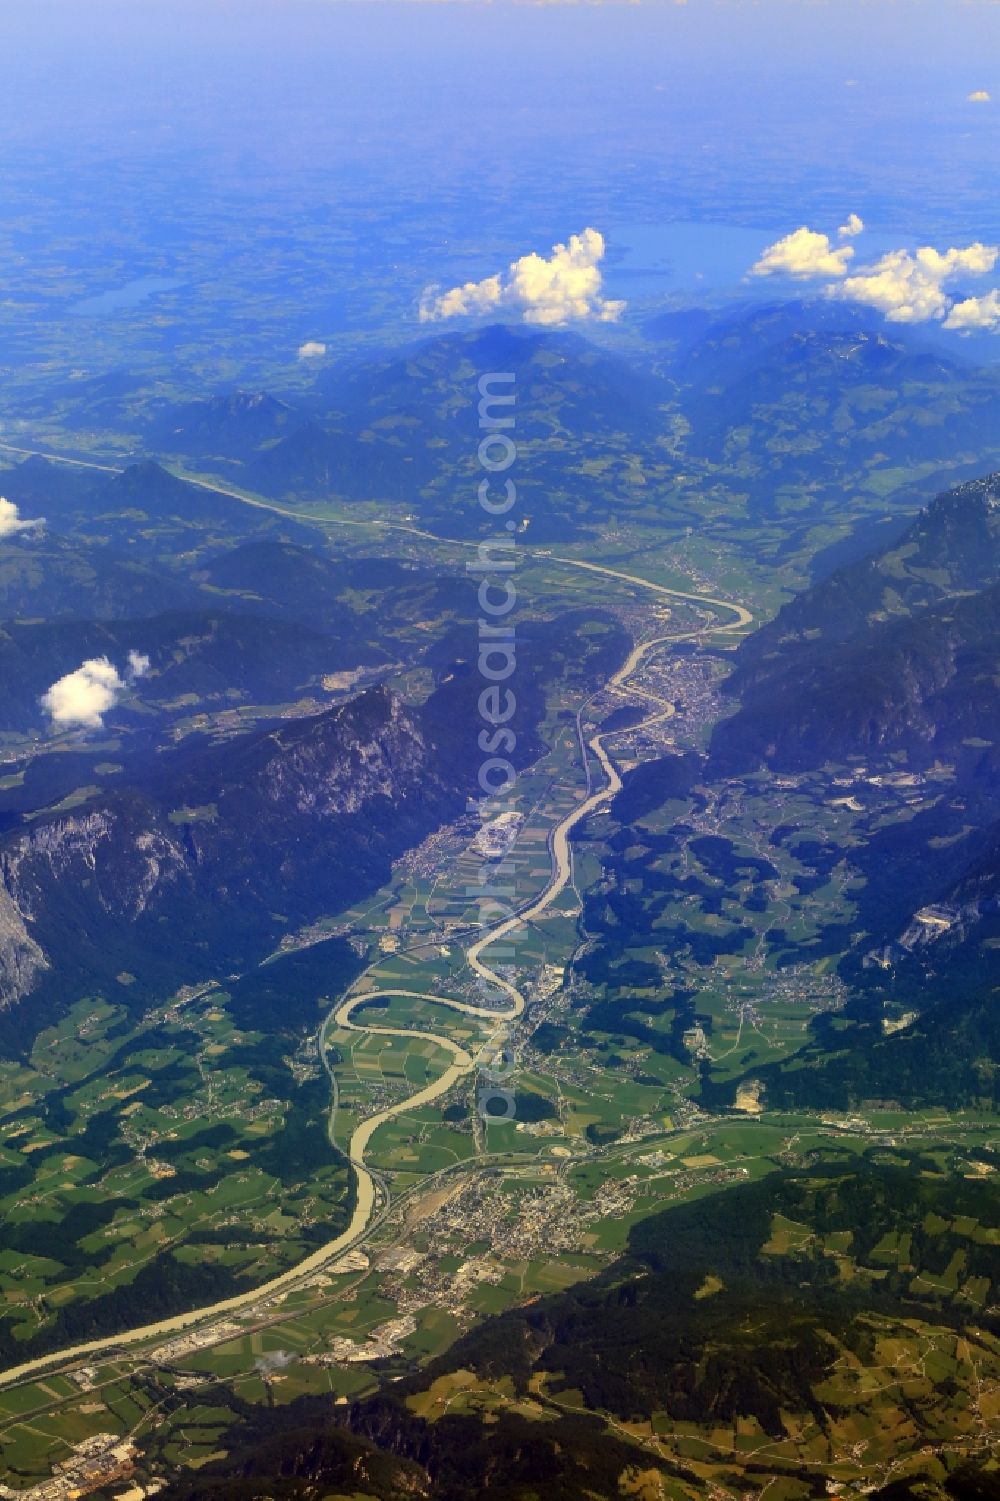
(0, 448, 751, 1388)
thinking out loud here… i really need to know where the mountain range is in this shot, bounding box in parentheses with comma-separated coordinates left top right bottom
(0, 684, 465, 1036)
(702, 471, 1000, 1113)
(0, 601, 627, 1047)
(15, 307, 1000, 553)
(714, 472, 1000, 771)
(130, 309, 1000, 549)
(3, 311, 1000, 1496)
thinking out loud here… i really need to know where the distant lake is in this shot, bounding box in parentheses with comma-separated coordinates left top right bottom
(71, 276, 185, 317)
(610, 221, 780, 288)
(605, 220, 905, 298)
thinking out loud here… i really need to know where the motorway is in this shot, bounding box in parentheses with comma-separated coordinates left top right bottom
(0, 445, 751, 1390)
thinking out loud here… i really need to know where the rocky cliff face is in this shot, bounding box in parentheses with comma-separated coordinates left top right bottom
(0, 885, 48, 1008)
(0, 685, 468, 1019)
(240, 691, 429, 818)
(1, 805, 188, 924)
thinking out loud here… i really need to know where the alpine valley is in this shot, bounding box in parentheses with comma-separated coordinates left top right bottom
(0, 278, 998, 1501)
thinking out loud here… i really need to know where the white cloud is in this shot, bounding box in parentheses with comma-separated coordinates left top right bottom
(298, 340, 327, 359)
(968, 90, 991, 103)
(748, 222, 1000, 334)
(838, 251, 950, 323)
(750, 226, 856, 280)
(41, 654, 146, 732)
(916, 243, 998, 277)
(836, 242, 999, 323)
(944, 289, 1000, 332)
(419, 228, 626, 326)
(0, 497, 44, 539)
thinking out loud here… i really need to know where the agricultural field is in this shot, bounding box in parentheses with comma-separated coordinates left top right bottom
(0, 988, 351, 1366)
